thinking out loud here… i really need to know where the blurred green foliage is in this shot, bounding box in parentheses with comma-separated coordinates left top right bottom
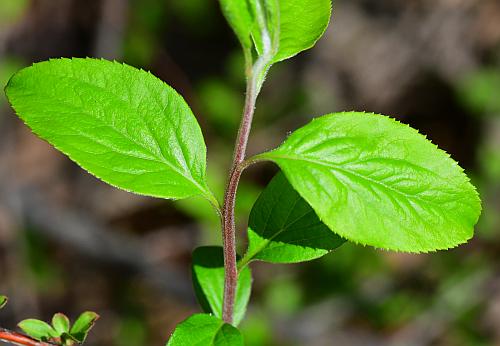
(0, 58, 22, 105)
(458, 68, 500, 116)
(0, 0, 28, 26)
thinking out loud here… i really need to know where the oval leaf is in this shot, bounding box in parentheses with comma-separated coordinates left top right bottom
(5, 58, 214, 202)
(244, 172, 345, 264)
(192, 247, 251, 326)
(18, 319, 58, 341)
(167, 314, 243, 346)
(257, 112, 481, 252)
(253, 0, 332, 63)
(52, 313, 70, 335)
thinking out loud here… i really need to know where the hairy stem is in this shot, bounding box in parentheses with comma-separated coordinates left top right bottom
(221, 0, 274, 325)
(221, 71, 258, 324)
(0, 329, 55, 346)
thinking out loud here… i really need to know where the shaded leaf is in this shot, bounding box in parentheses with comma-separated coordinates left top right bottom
(192, 247, 251, 326)
(244, 172, 345, 264)
(219, 0, 255, 49)
(5, 58, 215, 203)
(257, 112, 481, 252)
(167, 314, 243, 346)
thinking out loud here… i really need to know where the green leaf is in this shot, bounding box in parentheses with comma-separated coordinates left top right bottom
(243, 172, 345, 264)
(167, 314, 243, 346)
(251, 0, 279, 54)
(5, 58, 215, 203)
(18, 319, 58, 341)
(253, 0, 332, 63)
(192, 247, 251, 326)
(69, 311, 99, 343)
(52, 313, 70, 335)
(0, 295, 7, 309)
(219, 0, 255, 49)
(256, 112, 481, 252)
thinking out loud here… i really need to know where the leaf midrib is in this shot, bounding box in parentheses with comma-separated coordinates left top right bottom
(16, 72, 210, 198)
(263, 151, 451, 211)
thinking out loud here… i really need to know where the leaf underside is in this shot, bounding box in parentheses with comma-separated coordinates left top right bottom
(167, 314, 243, 346)
(5, 58, 212, 201)
(192, 247, 252, 326)
(253, 0, 332, 63)
(246, 172, 345, 263)
(219, 0, 255, 49)
(258, 112, 481, 253)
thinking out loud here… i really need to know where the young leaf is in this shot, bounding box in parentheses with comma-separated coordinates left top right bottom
(192, 247, 251, 326)
(18, 319, 58, 341)
(167, 314, 243, 346)
(251, 0, 279, 54)
(69, 311, 99, 343)
(219, 0, 255, 49)
(52, 313, 70, 335)
(253, 0, 332, 63)
(5, 58, 216, 203)
(0, 295, 7, 309)
(256, 112, 481, 253)
(243, 172, 345, 264)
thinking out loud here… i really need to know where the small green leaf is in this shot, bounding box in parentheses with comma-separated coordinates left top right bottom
(69, 311, 99, 343)
(244, 172, 345, 264)
(253, 0, 332, 63)
(18, 319, 58, 341)
(256, 112, 481, 252)
(0, 295, 7, 309)
(192, 247, 251, 326)
(167, 314, 243, 346)
(52, 313, 70, 335)
(219, 0, 255, 49)
(5, 58, 215, 203)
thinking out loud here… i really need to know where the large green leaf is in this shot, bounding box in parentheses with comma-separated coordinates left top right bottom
(5, 58, 215, 202)
(243, 172, 345, 264)
(192, 247, 251, 326)
(167, 314, 243, 346)
(219, 0, 255, 49)
(256, 112, 481, 252)
(253, 0, 332, 63)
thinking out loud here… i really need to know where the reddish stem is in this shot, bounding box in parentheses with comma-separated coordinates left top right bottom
(0, 329, 54, 346)
(221, 71, 257, 324)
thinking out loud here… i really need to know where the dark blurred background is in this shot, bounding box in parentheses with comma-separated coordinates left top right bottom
(0, 1, 499, 345)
